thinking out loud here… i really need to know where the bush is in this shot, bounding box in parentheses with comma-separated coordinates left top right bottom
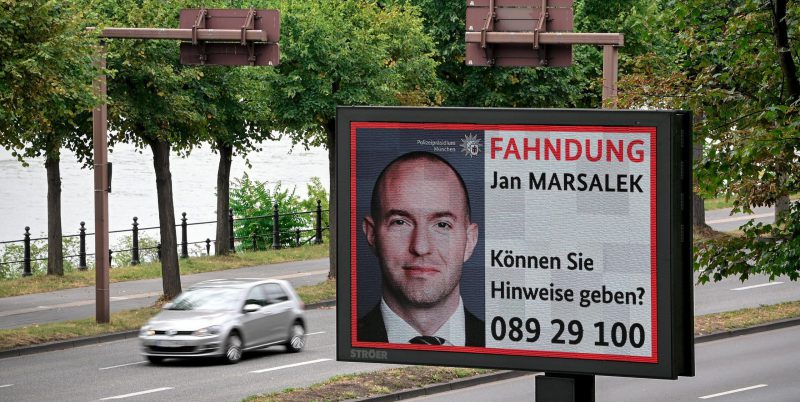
(0, 235, 80, 279)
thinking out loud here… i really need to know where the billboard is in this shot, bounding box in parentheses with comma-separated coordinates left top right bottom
(336, 107, 694, 379)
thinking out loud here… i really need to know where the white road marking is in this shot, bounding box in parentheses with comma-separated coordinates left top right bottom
(250, 358, 331, 373)
(699, 384, 768, 399)
(731, 282, 783, 291)
(0, 384, 13, 388)
(99, 361, 147, 370)
(706, 212, 773, 225)
(99, 387, 173, 400)
(0, 269, 329, 318)
(307, 331, 325, 336)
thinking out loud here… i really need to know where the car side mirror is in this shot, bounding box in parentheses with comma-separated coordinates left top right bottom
(243, 304, 261, 313)
(162, 302, 173, 310)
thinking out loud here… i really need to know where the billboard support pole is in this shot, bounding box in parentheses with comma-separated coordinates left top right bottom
(535, 373, 595, 402)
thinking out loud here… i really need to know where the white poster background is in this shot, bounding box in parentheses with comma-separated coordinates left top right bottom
(484, 128, 654, 360)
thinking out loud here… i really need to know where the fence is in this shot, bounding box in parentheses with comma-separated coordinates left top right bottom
(0, 200, 328, 277)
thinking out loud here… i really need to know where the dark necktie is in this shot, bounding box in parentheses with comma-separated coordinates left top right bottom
(409, 336, 446, 345)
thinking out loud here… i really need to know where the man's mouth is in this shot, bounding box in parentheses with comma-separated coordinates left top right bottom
(402, 265, 440, 275)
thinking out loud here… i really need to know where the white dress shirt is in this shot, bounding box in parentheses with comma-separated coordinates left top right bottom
(380, 297, 466, 346)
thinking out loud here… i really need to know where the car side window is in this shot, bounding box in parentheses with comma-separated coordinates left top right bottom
(245, 286, 268, 307)
(263, 283, 289, 305)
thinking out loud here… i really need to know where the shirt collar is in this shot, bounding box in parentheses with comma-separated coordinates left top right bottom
(380, 297, 466, 346)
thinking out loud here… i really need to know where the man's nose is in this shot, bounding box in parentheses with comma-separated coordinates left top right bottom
(409, 226, 431, 255)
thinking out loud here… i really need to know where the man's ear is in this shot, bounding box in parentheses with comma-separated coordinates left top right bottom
(363, 216, 376, 249)
(463, 222, 479, 262)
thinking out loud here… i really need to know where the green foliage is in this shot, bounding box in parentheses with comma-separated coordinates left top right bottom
(111, 234, 160, 268)
(696, 202, 800, 283)
(230, 174, 328, 250)
(266, 0, 441, 146)
(619, 0, 800, 280)
(0, 0, 98, 165)
(0, 236, 80, 279)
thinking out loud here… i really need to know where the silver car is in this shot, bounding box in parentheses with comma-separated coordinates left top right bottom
(139, 278, 306, 364)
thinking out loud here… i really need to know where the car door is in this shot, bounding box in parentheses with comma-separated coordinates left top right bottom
(260, 283, 293, 342)
(240, 285, 269, 347)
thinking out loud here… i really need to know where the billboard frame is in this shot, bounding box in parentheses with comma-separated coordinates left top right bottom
(336, 106, 694, 380)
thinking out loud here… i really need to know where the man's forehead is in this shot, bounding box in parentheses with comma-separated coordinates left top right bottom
(377, 158, 468, 212)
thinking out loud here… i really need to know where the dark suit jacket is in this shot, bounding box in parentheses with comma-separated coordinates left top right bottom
(357, 304, 485, 347)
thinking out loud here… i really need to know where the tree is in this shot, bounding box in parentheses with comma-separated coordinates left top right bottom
(265, 0, 441, 278)
(0, 0, 98, 276)
(186, 66, 278, 256)
(88, 0, 208, 298)
(618, 0, 800, 282)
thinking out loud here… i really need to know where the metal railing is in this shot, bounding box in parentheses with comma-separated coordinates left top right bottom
(0, 200, 328, 276)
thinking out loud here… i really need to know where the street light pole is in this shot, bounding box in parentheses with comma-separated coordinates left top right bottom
(92, 42, 110, 323)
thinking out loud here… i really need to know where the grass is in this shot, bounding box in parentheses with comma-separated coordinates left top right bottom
(243, 366, 493, 402)
(0, 244, 329, 298)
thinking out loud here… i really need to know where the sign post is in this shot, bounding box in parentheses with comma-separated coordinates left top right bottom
(336, 107, 694, 393)
(90, 8, 279, 323)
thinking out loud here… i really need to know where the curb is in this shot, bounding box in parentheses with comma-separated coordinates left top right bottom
(352, 370, 533, 402)
(0, 299, 337, 360)
(694, 315, 800, 343)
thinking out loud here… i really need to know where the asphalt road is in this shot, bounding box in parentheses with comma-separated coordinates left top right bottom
(0, 308, 402, 402)
(406, 325, 800, 402)
(0, 258, 330, 329)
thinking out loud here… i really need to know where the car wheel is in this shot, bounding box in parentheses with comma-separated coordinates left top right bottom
(147, 356, 165, 364)
(286, 322, 305, 353)
(222, 332, 243, 364)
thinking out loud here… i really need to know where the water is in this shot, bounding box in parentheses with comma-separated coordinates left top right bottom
(0, 137, 329, 252)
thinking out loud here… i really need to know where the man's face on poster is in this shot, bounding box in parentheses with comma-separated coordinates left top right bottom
(364, 157, 479, 308)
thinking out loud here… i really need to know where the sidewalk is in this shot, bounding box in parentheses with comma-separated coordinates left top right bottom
(0, 258, 329, 330)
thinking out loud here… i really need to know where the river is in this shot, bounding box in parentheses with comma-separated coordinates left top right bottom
(0, 137, 329, 253)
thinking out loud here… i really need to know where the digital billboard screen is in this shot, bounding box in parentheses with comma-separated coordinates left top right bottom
(336, 107, 694, 379)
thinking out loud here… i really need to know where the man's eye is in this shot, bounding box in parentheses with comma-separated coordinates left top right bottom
(435, 222, 452, 229)
(390, 219, 408, 226)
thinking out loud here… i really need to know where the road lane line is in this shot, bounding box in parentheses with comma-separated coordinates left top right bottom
(99, 361, 147, 370)
(731, 282, 783, 291)
(100, 387, 173, 400)
(307, 331, 325, 336)
(699, 384, 768, 399)
(706, 212, 773, 225)
(250, 358, 331, 373)
(0, 384, 13, 388)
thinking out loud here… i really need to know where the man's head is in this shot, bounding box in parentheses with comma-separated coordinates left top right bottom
(363, 152, 479, 309)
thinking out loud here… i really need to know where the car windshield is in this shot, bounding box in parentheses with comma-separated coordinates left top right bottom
(167, 287, 242, 311)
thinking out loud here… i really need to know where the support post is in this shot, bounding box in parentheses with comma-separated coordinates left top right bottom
(22, 227, 31, 277)
(535, 373, 595, 402)
(93, 42, 110, 323)
(602, 45, 619, 108)
(295, 229, 301, 247)
(78, 222, 87, 270)
(252, 232, 258, 252)
(228, 208, 235, 253)
(181, 212, 188, 258)
(206, 238, 211, 256)
(131, 217, 140, 265)
(272, 203, 281, 249)
(315, 199, 323, 244)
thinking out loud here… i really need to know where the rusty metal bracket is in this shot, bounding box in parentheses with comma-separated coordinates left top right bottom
(241, 7, 256, 45)
(534, 0, 549, 65)
(192, 7, 208, 65)
(480, 0, 497, 65)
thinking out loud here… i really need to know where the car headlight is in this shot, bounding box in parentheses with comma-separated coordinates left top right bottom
(193, 325, 221, 337)
(140, 326, 155, 337)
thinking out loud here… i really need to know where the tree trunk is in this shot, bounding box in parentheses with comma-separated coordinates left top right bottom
(148, 139, 182, 299)
(45, 154, 64, 276)
(325, 119, 337, 279)
(770, 0, 798, 220)
(215, 143, 233, 255)
(691, 143, 708, 228)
